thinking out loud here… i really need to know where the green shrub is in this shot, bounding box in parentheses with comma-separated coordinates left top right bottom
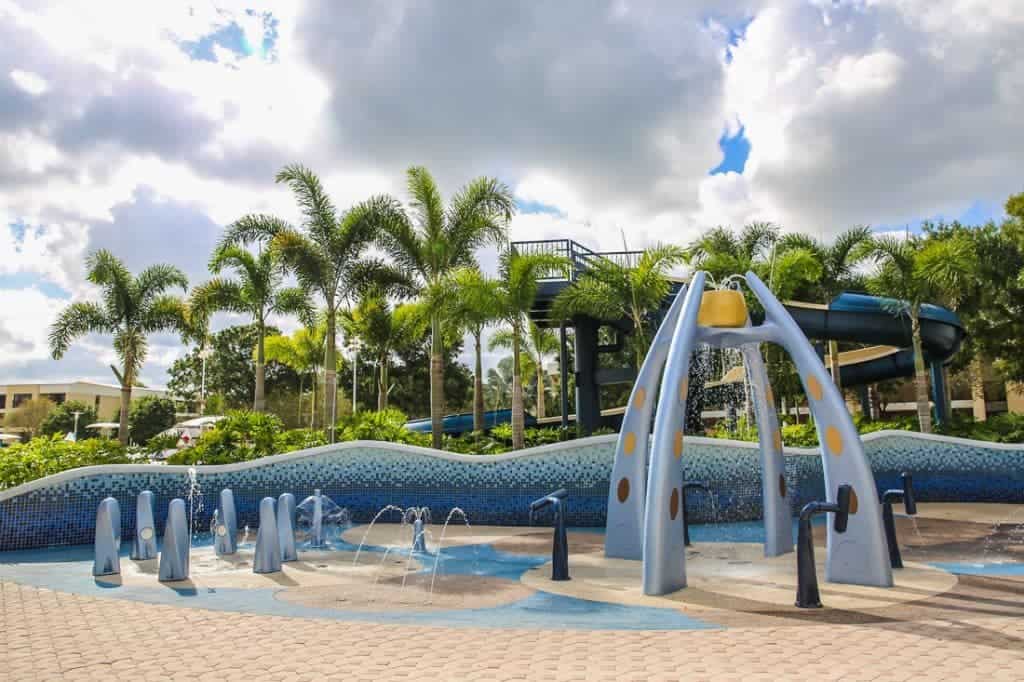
(274, 428, 328, 453)
(38, 401, 98, 440)
(144, 432, 181, 455)
(128, 396, 177, 444)
(0, 435, 132, 489)
(168, 410, 283, 465)
(335, 409, 431, 446)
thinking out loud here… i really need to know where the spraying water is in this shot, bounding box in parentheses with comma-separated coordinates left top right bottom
(184, 467, 203, 545)
(428, 507, 471, 602)
(352, 505, 406, 566)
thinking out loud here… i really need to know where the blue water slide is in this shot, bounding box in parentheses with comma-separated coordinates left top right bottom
(782, 292, 966, 386)
(404, 408, 537, 435)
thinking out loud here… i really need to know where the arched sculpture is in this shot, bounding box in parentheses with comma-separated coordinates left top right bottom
(605, 271, 893, 596)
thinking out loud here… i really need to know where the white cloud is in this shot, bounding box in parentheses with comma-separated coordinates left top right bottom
(2, 0, 1024, 385)
(9, 69, 47, 96)
(708, 0, 1024, 235)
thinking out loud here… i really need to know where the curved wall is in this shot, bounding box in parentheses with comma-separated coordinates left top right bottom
(1, 431, 1022, 551)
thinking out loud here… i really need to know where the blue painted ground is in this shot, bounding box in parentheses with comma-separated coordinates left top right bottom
(0, 524, 731, 631)
(929, 562, 1024, 577)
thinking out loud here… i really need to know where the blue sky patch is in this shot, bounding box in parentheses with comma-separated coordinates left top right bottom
(516, 199, 565, 217)
(0, 273, 70, 300)
(179, 12, 277, 62)
(874, 199, 1005, 235)
(710, 126, 750, 175)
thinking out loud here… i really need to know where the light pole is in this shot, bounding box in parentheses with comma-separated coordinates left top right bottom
(349, 338, 362, 415)
(198, 345, 213, 415)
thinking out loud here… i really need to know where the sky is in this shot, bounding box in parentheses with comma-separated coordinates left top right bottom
(1, 0, 1022, 388)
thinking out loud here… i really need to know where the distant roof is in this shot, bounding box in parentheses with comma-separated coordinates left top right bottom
(176, 416, 224, 427)
(85, 422, 122, 429)
(0, 380, 168, 394)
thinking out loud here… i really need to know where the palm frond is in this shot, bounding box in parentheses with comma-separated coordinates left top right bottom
(189, 278, 248, 318)
(551, 277, 621, 322)
(275, 164, 338, 243)
(140, 295, 189, 335)
(272, 287, 315, 326)
(221, 214, 292, 248)
(135, 263, 188, 301)
(406, 166, 445, 239)
(444, 176, 514, 267)
(49, 302, 110, 359)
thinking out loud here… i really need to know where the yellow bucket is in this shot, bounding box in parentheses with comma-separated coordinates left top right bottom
(697, 289, 749, 328)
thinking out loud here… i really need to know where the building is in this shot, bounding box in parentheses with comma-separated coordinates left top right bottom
(0, 381, 169, 423)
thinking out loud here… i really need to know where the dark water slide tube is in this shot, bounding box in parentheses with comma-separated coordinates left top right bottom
(781, 292, 966, 386)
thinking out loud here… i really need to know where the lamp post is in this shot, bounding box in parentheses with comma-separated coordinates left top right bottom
(198, 345, 213, 415)
(349, 338, 362, 415)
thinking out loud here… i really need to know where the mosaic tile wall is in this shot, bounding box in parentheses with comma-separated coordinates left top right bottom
(1, 432, 1022, 551)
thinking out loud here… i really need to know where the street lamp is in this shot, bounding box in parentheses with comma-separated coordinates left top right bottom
(348, 337, 362, 415)
(198, 345, 213, 415)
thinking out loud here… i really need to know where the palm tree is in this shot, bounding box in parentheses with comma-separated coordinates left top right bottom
(340, 292, 427, 411)
(221, 165, 404, 441)
(365, 166, 515, 448)
(686, 222, 779, 284)
(860, 234, 975, 433)
(49, 250, 188, 444)
(191, 244, 312, 412)
(448, 268, 502, 431)
(490, 321, 559, 420)
(552, 244, 685, 368)
(776, 226, 872, 389)
(459, 250, 567, 449)
(264, 322, 328, 427)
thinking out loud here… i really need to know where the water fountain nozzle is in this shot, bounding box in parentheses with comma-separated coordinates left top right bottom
(528, 488, 570, 581)
(795, 484, 852, 608)
(882, 471, 917, 569)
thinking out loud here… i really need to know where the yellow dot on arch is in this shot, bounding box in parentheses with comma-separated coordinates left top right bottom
(773, 429, 782, 452)
(673, 430, 684, 459)
(806, 374, 823, 402)
(623, 432, 637, 455)
(766, 385, 775, 406)
(825, 425, 843, 456)
(633, 387, 647, 409)
(679, 378, 689, 402)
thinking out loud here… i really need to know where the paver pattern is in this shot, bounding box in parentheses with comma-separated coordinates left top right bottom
(3, 579, 1024, 681)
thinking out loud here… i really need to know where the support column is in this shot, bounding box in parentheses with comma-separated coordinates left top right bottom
(574, 317, 600, 435)
(930, 362, 948, 426)
(559, 323, 570, 431)
(857, 385, 871, 419)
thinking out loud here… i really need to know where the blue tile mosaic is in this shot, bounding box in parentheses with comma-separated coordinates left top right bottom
(1, 431, 1022, 551)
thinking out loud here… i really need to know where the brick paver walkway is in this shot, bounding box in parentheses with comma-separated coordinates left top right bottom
(3, 580, 1023, 681)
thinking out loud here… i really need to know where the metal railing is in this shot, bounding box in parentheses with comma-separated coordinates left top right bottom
(510, 239, 642, 282)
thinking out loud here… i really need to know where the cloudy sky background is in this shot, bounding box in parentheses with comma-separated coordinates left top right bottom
(1, 0, 1022, 387)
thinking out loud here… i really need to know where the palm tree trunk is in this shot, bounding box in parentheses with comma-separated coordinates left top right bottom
(297, 374, 304, 425)
(378, 355, 389, 411)
(325, 311, 338, 442)
(473, 331, 484, 432)
(118, 381, 131, 445)
(535, 359, 546, 420)
(254, 321, 266, 412)
(970, 356, 987, 421)
(910, 309, 932, 433)
(828, 339, 842, 391)
(511, 329, 525, 450)
(429, 314, 445, 449)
